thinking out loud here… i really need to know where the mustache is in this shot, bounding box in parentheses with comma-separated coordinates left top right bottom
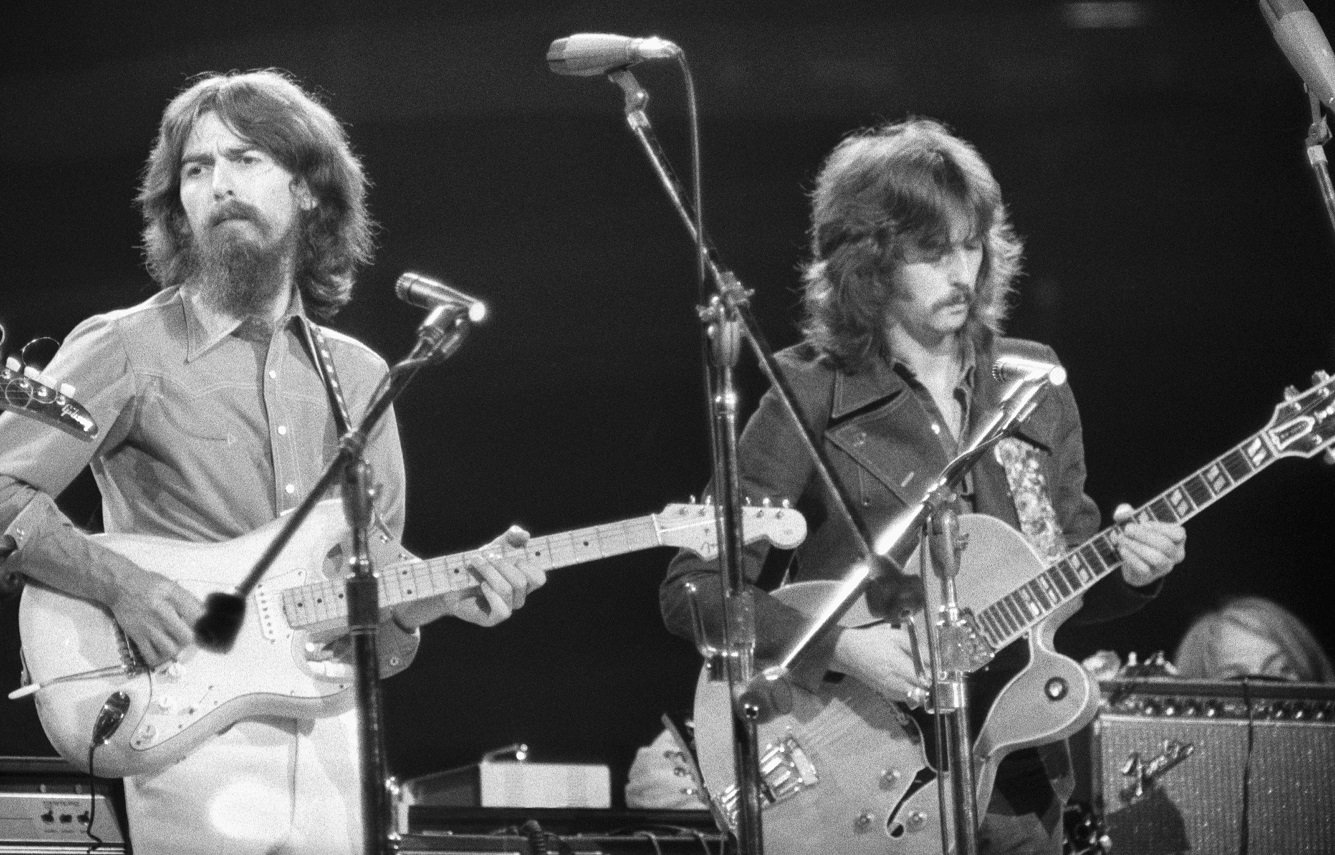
(208, 201, 263, 227)
(934, 288, 974, 311)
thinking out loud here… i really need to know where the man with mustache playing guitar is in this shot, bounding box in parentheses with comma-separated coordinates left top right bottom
(661, 117, 1186, 854)
(0, 70, 544, 854)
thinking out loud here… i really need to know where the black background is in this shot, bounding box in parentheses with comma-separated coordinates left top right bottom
(2, 0, 1334, 802)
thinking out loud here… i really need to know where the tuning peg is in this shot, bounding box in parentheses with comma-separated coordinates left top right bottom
(1285, 384, 1301, 400)
(1313, 370, 1332, 385)
(760, 497, 772, 507)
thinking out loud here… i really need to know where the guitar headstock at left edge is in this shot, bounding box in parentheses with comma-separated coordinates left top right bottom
(1, 355, 98, 441)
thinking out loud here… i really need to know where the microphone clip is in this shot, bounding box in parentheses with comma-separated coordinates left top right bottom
(413, 304, 474, 364)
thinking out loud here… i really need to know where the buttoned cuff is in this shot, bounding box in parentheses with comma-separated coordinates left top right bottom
(2, 491, 61, 555)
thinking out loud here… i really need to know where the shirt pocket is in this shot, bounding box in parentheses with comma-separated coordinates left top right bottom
(145, 371, 265, 446)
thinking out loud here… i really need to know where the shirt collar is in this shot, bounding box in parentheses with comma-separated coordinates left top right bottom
(831, 339, 978, 419)
(182, 284, 308, 362)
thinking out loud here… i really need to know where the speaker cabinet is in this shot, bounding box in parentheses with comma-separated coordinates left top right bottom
(1090, 678, 1335, 855)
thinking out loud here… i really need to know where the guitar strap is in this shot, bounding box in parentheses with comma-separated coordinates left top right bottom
(992, 435, 1078, 800)
(297, 319, 353, 436)
(993, 438, 1064, 561)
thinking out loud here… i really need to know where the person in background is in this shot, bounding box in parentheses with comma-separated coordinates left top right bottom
(1173, 595, 1335, 682)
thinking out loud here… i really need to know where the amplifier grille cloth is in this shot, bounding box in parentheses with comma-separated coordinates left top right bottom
(1096, 714, 1335, 854)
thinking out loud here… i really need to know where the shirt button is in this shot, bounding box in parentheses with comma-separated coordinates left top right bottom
(268, 370, 277, 379)
(853, 431, 866, 447)
(277, 425, 288, 436)
(931, 422, 942, 435)
(285, 484, 296, 495)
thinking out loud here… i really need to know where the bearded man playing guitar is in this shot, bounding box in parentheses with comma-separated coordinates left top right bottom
(661, 117, 1186, 854)
(0, 69, 544, 855)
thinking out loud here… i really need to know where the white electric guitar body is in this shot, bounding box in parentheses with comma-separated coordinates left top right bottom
(19, 500, 807, 777)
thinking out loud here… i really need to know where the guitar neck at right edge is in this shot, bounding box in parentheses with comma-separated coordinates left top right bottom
(973, 367, 1335, 652)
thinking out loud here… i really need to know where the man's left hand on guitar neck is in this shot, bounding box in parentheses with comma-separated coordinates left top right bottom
(392, 525, 541, 629)
(1110, 502, 1187, 587)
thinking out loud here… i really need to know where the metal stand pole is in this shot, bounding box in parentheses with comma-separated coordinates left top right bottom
(1303, 92, 1335, 240)
(921, 500, 979, 855)
(341, 457, 398, 855)
(700, 299, 765, 855)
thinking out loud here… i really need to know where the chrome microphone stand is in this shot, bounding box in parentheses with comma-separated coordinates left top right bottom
(920, 498, 980, 855)
(913, 366, 1063, 855)
(598, 65, 917, 855)
(1302, 91, 1335, 238)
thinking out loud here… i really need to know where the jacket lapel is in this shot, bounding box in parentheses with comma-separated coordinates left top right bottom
(825, 358, 951, 507)
(821, 342, 1060, 512)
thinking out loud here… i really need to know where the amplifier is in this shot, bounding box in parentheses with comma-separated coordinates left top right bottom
(0, 757, 126, 853)
(1089, 678, 1335, 855)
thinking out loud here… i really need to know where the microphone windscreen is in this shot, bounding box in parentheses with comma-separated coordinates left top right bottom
(194, 591, 246, 653)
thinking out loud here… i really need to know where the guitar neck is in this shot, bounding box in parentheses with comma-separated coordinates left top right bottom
(280, 515, 664, 629)
(973, 428, 1280, 649)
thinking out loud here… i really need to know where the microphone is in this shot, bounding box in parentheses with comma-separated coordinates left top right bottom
(1260, 0, 1335, 111)
(991, 355, 1067, 387)
(546, 33, 681, 76)
(395, 272, 487, 323)
(195, 590, 246, 652)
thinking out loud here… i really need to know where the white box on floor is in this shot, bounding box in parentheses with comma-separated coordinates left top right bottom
(402, 761, 612, 809)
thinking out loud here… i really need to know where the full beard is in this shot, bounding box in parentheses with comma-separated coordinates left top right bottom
(182, 215, 300, 320)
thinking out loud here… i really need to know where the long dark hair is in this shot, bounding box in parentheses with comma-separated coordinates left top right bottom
(137, 69, 374, 320)
(799, 117, 1023, 371)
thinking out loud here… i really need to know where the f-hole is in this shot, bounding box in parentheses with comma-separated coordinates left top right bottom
(886, 767, 936, 838)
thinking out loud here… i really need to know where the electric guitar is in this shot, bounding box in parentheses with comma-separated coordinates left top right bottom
(1, 354, 98, 440)
(17, 499, 807, 777)
(693, 371, 1335, 854)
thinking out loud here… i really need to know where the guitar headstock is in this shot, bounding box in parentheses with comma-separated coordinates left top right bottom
(655, 502, 808, 559)
(1, 355, 98, 441)
(1267, 370, 1335, 460)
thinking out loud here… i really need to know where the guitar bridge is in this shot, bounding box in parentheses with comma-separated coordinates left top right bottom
(113, 623, 148, 674)
(714, 734, 819, 829)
